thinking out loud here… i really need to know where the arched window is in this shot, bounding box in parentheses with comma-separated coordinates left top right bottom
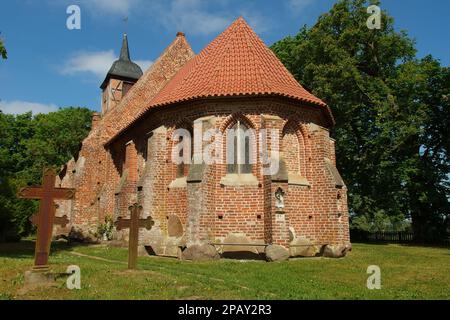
(227, 121, 253, 174)
(176, 127, 193, 178)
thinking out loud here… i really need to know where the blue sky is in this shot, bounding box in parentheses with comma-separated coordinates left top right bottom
(0, 0, 449, 114)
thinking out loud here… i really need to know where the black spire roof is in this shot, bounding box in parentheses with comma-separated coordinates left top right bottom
(100, 34, 143, 89)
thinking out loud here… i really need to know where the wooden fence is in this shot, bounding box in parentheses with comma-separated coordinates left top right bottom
(350, 230, 450, 246)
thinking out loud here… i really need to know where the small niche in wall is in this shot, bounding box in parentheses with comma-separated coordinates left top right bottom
(137, 186, 143, 192)
(218, 215, 224, 220)
(308, 215, 313, 220)
(257, 214, 262, 220)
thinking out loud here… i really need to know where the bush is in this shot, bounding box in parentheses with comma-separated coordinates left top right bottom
(97, 216, 114, 241)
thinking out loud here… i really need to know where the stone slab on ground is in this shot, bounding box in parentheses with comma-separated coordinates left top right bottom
(323, 244, 352, 258)
(181, 244, 220, 261)
(24, 270, 58, 286)
(19, 270, 70, 295)
(289, 238, 319, 257)
(265, 244, 289, 262)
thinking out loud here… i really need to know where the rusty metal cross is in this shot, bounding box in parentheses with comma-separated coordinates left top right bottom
(18, 168, 75, 271)
(115, 203, 154, 269)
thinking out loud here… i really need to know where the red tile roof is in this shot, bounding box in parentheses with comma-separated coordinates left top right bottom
(151, 17, 326, 107)
(107, 17, 333, 144)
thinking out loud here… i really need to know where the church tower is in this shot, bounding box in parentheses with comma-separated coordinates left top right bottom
(100, 34, 143, 115)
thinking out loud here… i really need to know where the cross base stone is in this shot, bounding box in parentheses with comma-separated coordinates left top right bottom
(24, 269, 57, 287)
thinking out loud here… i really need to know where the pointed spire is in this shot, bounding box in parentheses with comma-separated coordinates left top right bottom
(119, 34, 131, 61)
(100, 33, 143, 89)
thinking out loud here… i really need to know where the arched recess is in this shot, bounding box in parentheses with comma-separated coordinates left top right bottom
(170, 119, 194, 178)
(282, 120, 308, 178)
(221, 113, 257, 175)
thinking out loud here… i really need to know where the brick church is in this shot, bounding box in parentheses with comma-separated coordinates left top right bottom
(56, 17, 351, 260)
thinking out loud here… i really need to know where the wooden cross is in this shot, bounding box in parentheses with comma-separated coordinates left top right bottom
(115, 203, 154, 269)
(18, 168, 75, 271)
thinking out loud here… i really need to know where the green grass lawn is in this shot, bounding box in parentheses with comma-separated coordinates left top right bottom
(0, 241, 449, 300)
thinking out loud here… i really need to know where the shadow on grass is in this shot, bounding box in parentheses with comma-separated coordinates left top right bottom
(351, 240, 450, 250)
(0, 240, 92, 259)
(221, 251, 266, 260)
(350, 240, 389, 246)
(398, 243, 450, 251)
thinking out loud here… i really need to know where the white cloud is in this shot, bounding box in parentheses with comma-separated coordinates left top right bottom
(289, 0, 314, 11)
(60, 50, 116, 78)
(54, 0, 269, 36)
(0, 100, 59, 115)
(149, 0, 270, 36)
(238, 10, 270, 34)
(59, 50, 153, 78)
(135, 60, 153, 71)
(80, 0, 140, 15)
(161, 0, 231, 36)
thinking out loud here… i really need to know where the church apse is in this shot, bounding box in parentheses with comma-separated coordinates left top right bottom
(56, 17, 351, 261)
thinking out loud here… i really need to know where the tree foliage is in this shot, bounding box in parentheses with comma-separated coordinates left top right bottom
(0, 107, 92, 241)
(0, 36, 7, 59)
(272, 0, 449, 242)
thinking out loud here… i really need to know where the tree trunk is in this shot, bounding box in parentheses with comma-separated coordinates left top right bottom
(410, 210, 426, 243)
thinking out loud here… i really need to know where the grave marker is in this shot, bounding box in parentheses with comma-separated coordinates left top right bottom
(18, 168, 75, 271)
(115, 203, 154, 269)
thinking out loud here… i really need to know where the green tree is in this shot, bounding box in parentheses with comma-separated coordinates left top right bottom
(272, 0, 449, 242)
(24, 107, 92, 183)
(390, 57, 450, 241)
(0, 108, 92, 241)
(0, 112, 36, 241)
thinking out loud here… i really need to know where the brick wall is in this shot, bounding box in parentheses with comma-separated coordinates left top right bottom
(56, 34, 195, 240)
(97, 98, 350, 255)
(60, 91, 350, 253)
